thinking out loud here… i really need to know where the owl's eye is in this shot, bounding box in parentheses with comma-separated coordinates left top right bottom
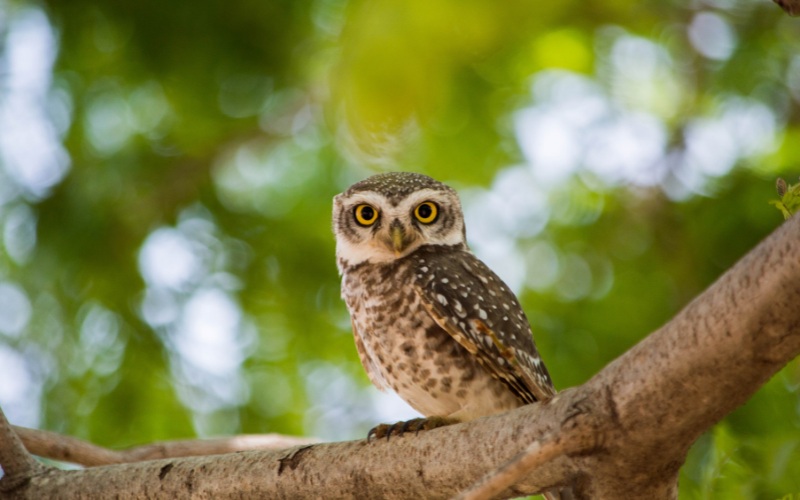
(354, 204, 379, 226)
(414, 201, 438, 224)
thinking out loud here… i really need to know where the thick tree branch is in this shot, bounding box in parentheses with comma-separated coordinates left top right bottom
(3, 215, 800, 499)
(1, 401, 588, 499)
(580, 212, 800, 496)
(13, 426, 317, 467)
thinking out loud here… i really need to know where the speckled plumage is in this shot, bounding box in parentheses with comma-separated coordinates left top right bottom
(333, 172, 555, 423)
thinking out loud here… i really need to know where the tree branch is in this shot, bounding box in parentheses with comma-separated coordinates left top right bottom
(13, 426, 317, 467)
(2, 402, 585, 499)
(454, 432, 568, 500)
(0, 408, 46, 493)
(4, 215, 800, 499)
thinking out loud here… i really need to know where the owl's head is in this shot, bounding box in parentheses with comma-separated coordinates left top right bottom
(333, 172, 467, 269)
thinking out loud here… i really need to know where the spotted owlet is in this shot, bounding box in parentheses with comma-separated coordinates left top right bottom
(333, 172, 556, 437)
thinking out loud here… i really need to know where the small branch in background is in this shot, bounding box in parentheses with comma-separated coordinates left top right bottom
(773, 0, 800, 16)
(14, 425, 318, 467)
(0, 407, 47, 492)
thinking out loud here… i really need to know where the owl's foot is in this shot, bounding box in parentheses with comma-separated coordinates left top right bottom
(367, 416, 458, 441)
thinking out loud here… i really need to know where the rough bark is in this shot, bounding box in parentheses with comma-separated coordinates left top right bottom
(2, 214, 799, 499)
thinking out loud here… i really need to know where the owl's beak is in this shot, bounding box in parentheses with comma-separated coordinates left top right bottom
(391, 225, 407, 255)
(389, 224, 411, 257)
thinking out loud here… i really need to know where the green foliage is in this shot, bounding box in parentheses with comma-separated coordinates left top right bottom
(0, 0, 798, 496)
(770, 177, 800, 219)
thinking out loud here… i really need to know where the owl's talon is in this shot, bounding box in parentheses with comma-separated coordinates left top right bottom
(386, 422, 401, 440)
(366, 416, 458, 442)
(400, 419, 417, 435)
(367, 423, 390, 442)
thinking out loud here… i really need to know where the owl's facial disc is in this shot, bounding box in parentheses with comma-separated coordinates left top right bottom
(334, 184, 466, 268)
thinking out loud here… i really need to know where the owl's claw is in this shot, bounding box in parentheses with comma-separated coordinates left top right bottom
(366, 416, 458, 442)
(366, 424, 389, 442)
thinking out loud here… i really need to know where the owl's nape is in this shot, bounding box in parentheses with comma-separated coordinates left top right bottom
(334, 172, 557, 445)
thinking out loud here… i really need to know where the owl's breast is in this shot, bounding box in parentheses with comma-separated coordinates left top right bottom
(341, 260, 521, 419)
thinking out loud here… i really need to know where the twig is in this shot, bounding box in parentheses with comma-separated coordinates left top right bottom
(454, 429, 585, 500)
(14, 425, 318, 467)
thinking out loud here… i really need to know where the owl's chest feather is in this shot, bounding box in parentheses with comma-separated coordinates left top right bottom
(341, 260, 520, 419)
(343, 261, 436, 380)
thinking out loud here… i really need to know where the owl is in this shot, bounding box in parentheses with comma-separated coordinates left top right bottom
(333, 172, 556, 437)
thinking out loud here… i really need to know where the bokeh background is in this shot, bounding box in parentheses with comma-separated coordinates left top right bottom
(0, 0, 798, 497)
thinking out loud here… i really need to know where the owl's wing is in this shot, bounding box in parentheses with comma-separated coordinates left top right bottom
(352, 319, 388, 391)
(412, 248, 555, 403)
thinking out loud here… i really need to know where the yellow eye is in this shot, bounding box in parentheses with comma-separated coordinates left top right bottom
(354, 204, 379, 226)
(414, 201, 438, 224)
